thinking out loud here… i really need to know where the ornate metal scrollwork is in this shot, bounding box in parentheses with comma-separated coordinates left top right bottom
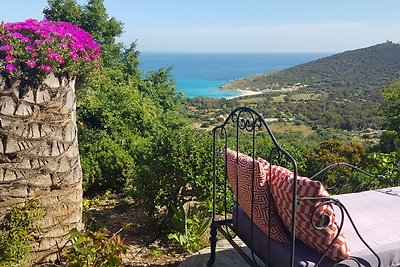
(300, 196, 381, 267)
(231, 109, 262, 132)
(310, 202, 334, 231)
(310, 162, 383, 194)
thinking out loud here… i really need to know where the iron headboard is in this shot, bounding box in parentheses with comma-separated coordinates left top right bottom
(209, 106, 298, 267)
(207, 106, 398, 267)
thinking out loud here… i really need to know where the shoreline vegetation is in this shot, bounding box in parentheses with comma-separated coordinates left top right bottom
(218, 74, 266, 99)
(218, 81, 307, 99)
(217, 70, 309, 100)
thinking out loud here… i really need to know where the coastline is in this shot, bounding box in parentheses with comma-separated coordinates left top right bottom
(226, 89, 263, 99)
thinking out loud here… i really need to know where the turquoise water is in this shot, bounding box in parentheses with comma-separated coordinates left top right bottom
(139, 52, 331, 98)
(178, 79, 240, 98)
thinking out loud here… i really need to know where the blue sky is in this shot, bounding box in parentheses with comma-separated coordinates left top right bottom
(2, 0, 400, 53)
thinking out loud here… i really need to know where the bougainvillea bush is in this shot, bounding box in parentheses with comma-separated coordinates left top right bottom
(0, 19, 101, 85)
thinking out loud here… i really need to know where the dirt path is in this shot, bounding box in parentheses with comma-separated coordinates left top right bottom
(84, 195, 187, 267)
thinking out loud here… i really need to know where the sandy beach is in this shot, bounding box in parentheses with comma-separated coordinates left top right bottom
(226, 89, 264, 99)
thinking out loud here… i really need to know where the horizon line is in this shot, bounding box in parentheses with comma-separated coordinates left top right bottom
(138, 51, 336, 54)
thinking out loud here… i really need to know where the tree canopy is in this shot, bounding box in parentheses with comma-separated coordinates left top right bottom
(44, 0, 124, 64)
(42, 2, 213, 231)
(381, 79, 400, 153)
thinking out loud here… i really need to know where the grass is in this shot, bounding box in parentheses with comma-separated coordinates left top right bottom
(271, 95, 286, 102)
(237, 94, 286, 104)
(269, 122, 315, 136)
(238, 97, 267, 104)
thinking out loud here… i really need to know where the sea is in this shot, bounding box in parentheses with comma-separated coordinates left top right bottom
(139, 52, 331, 98)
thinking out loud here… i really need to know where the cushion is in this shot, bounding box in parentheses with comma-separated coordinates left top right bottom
(224, 148, 290, 243)
(268, 163, 351, 261)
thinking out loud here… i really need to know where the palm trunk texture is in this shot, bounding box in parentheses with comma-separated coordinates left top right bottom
(0, 74, 83, 262)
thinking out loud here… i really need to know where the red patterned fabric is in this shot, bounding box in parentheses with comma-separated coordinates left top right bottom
(224, 148, 290, 243)
(269, 164, 351, 261)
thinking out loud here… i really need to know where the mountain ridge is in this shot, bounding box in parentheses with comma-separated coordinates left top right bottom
(223, 41, 400, 92)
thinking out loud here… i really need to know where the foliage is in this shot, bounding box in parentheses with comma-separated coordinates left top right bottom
(76, 67, 154, 191)
(82, 190, 112, 211)
(303, 140, 369, 192)
(76, 65, 185, 192)
(79, 130, 136, 192)
(134, 127, 214, 218)
(381, 78, 400, 152)
(43, 0, 184, 194)
(120, 42, 141, 80)
(0, 19, 100, 85)
(383, 79, 400, 132)
(367, 152, 400, 187)
(379, 130, 398, 153)
(63, 228, 127, 267)
(44, 0, 123, 66)
(0, 198, 44, 267)
(307, 140, 367, 168)
(167, 203, 211, 254)
(43, 0, 82, 25)
(278, 97, 383, 130)
(182, 89, 383, 132)
(140, 67, 183, 112)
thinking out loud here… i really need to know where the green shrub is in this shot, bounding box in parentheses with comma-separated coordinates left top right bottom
(366, 152, 400, 187)
(167, 202, 211, 254)
(63, 228, 127, 267)
(134, 128, 214, 219)
(0, 198, 44, 267)
(79, 129, 137, 192)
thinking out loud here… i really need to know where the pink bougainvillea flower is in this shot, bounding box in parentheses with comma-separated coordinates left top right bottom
(0, 44, 13, 51)
(48, 53, 64, 64)
(57, 56, 64, 64)
(5, 64, 17, 71)
(69, 51, 79, 61)
(1, 19, 101, 82)
(39, 64, 53, 72)
(5, 54, 15, 61)
(7, 32, 23, 39)
(26, 60, 36, 68)
(25, 45, 35, 51)
(47, 53, 57, 59)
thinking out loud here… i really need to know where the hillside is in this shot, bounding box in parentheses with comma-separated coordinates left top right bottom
(184, 42, 400, 132)
(223, 41, 400, 94)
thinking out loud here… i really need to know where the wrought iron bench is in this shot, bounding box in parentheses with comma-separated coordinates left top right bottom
(207, 107, 400, 267)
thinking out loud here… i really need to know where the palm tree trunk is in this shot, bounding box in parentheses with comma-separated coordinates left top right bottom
(0, 73, 83, 263)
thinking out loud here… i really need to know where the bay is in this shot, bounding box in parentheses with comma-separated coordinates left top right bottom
(139, 52, 331, 98)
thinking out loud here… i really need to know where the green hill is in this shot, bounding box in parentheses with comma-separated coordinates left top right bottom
(214, 42, 400, 131)
(224, 41, 400, 95)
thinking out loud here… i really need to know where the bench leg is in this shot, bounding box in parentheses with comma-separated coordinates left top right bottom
(207, 222, 218, 267)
